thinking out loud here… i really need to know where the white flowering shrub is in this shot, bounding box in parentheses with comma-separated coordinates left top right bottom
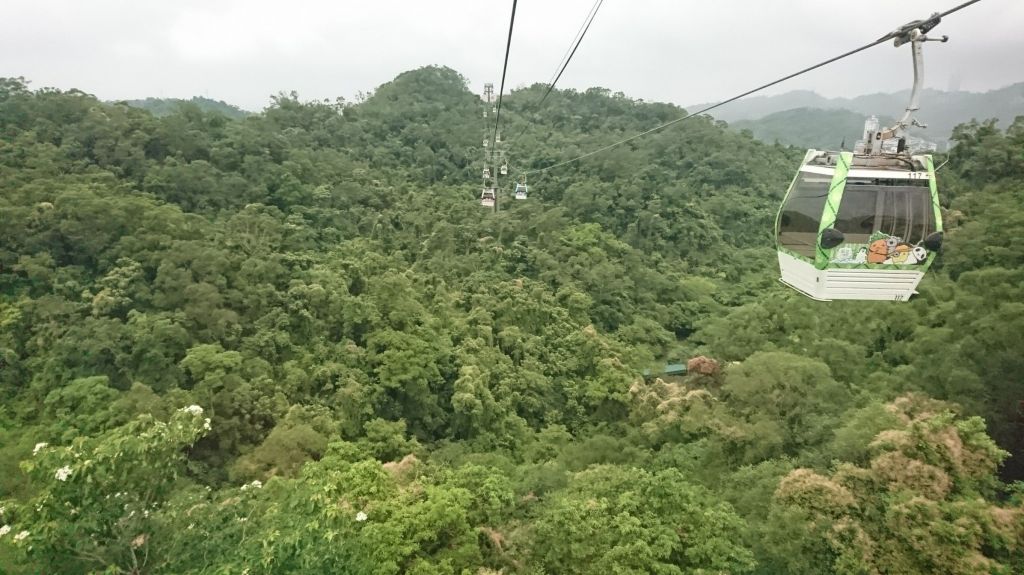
(148, 441, 491, 574)
(0, 407, 209, 572)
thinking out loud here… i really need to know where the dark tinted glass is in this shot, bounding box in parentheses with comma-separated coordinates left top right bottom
(834, 188, 878, 241)
(778, 171, 831, 257)
(837, 179, 935, 244)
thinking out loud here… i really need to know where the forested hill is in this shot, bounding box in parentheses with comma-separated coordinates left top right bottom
(691, 82, 1024, 126)
(1, 68, 1023, 573)
(118, 96, 250, 119)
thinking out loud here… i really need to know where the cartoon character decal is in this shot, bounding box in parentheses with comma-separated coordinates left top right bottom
(831, 246, 868, 264)
(830, 232, 929, 265)
(904, 245, 928, 264)
(887, 244, 911, 264)
(867, 239, 890, 263)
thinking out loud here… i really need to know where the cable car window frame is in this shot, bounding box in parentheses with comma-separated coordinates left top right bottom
(778, 171, 833, 258)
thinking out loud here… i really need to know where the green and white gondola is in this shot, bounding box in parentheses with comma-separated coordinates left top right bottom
(775, 149, 942, 301)
(775, 13, 952, 302)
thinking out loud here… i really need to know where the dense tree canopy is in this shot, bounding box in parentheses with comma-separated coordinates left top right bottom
(1, 69, 1022, 573)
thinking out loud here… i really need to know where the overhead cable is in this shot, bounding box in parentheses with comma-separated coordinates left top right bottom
(512, 0, 605, 143)
(538, 0, 605, 108)
(491, 0, 519, 158)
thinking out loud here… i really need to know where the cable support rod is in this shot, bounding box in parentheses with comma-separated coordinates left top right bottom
(524, 0, 985, 177)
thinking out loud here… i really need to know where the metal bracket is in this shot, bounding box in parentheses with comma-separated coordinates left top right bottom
(882, 12, 942, 45)
(866, 16, 949, 154)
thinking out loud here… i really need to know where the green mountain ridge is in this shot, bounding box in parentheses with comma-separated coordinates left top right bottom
(116, 95, 250, 119)
(692, 82, 1024, 148)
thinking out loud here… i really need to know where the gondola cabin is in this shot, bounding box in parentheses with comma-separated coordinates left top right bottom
(775, 150, 942, 301)
(514, 183, 528, 200)
(480, 188, 496, 208)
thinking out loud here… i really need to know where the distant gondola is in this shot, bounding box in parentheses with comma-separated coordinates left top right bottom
(514, 182, 528, 200)
(480, 188, 496, 208)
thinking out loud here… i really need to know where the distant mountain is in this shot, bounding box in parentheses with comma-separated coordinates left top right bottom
(732, 108, 899, 151)
(691, 82, 1024, 148)
(694, 90, 832, 124)
(116, 96, 250, 119)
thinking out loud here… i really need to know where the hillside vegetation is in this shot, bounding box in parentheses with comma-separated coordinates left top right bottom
(1, 68, 1023, 574)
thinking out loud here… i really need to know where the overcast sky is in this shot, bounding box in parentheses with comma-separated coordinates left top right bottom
(3, 0, 1022, 111)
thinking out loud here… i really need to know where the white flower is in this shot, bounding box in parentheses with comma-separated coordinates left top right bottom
(240, 479, 262, 491)
(55, 465, 72, 481)
(13, 530, 29, 542)
(32, 442, 48, 456)
(0, 525, 11, 537)
(179, 405, 204, 416)
(355, 511, 368, 522)
(203, 418, 212, 431)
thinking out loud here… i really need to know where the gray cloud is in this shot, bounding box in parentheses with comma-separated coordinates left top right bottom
(2, 0, 1021, 111)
